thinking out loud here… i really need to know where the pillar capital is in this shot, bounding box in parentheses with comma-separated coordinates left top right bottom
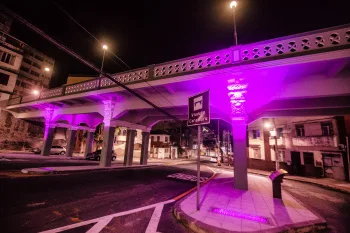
(88, 128, 96, 133)
(227, 78, 248, 120)
(70, 126, 79, 131)
(48, 123, 57, 128)
(103, 100, 116, 127)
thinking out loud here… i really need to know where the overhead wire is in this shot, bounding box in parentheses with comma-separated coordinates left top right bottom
(1, 4, 181, 123)
(51, 1, 192, 131)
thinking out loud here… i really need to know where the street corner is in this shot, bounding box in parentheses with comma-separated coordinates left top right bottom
(172, 173, 329, 233)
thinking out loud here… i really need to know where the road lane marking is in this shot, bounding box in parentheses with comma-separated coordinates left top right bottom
(167, 173, 208, 182)
(145, 204, 164, 233)
(26, 202, 46, 207)
(39, 199, 175, 233)
(86, 216, 113, 233)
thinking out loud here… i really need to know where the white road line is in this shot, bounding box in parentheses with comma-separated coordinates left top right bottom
(39, 199, 175, 233)
(86, 216, 113, 233)
(145, 204, 164, 233)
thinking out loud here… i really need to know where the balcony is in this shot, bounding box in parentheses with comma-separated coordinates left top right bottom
(269, 137, 285, 146)
(292, 136, 337, 147)
(249, 138, 262, 146)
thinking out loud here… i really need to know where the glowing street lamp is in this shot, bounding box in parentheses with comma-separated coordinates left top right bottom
(44, 67, 50, 72)
(100, 44, 108, 76)
(264, 118, 280, 170)
(32, 89, 40, 96)
(229, 1, 238, 46)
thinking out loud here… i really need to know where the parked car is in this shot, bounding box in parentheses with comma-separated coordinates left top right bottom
(86, 150, 116, 161)
(33, 146, 66, 155)
(209, 156, 218, 163)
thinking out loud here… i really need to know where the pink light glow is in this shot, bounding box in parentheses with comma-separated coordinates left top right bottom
(211, 207, 269, 224)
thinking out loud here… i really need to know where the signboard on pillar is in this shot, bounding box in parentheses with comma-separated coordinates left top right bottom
(188, 90, 210, 126)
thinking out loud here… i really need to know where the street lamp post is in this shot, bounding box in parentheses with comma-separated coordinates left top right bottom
(230, 1, 238, 45)
(100, 44, 108, 76)
(265, 118, 280, 170)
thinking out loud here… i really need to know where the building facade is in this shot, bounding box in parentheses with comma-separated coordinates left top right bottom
(0, 40, 22, 103)
(0, 12, 55, 99)
(150, 134, 175, 159)
(247, 116, 349, 181)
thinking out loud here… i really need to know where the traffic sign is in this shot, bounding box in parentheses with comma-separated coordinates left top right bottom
(188, 90, 210, 126)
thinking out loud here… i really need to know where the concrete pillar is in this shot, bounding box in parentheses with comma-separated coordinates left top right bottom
(41, 124, 55, 156)
(232, 120, 248, 190)
(41, 107, 54, 156)
(84, 129, 95, 157)
(140, 131, 150, 165)
(100, 99, 116, 168)
(66, 126, 78, 157)
(100, 126, 116, 167)
(124, 129, 136, 166)
(262, 118, 271, 161)
(227, 77, 249, 190)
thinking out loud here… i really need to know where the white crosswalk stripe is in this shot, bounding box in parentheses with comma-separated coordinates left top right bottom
(167, 173, 208, 182)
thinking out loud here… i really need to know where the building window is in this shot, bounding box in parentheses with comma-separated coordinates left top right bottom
(20, 66, 30, 73)
(278, 150, 285, 162)
(276, 128, 283, 138)
(295, 124, 305, 137)
(252, 148, 261, 159)
(252, 130, 260, 139)
(151, 136, 154, 142)
(30, 70, 40, 77)
(122, 130, 126, 136)
(0, 72, 10, 85)
(321, 122, 333, 136)
(165, 136, 168, 142)
(32, 62, 41, 69)
(165, 148, 169, 153)
(0, 51, 16, 65)
(22, 57, 32, 65)
(34, 54, 44, 62)
(157, 136, 160, 142)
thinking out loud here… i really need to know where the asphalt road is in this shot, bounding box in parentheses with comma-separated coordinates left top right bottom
(2, 158, 350, 233)
(1, 162, 209, 233)
(0, 158, 98, 172)
(283, 180, 350, 233)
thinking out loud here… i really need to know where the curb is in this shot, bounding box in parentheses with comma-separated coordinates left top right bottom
(173, 180, 328, 233)
(21, 164, 162, 175)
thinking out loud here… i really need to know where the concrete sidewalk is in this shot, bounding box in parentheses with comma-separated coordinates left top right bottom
(0, 152, 86, 160)
(174, 170, 327, 233)
(247, 168, 350, 195)
(21, 163, 162, 174)
(214, 163, 350, 194)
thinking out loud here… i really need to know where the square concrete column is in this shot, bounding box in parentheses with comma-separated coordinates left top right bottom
(140, 131, 150, 165)
(84, 129, 95, 157)
(41, 124, 56, 156)
(100, 126, 116, 167)
(124, 129, 136, 166)
(66, 127, 78, 157)
(232, 120, 248, 190)
(100, 99, 117, 167)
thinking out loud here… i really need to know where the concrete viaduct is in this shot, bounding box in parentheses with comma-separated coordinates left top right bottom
(6, 24, 350, 190)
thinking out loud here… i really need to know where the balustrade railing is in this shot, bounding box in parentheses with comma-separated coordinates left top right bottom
(6, 24, 349, 106)
(40, 87, 64, 99)
(65, 79, 100, 95)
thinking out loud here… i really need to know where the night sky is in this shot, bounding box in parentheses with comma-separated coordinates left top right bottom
(4, 0, 350, 88)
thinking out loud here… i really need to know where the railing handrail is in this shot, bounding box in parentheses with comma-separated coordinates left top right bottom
(242, 23, 350, 48)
